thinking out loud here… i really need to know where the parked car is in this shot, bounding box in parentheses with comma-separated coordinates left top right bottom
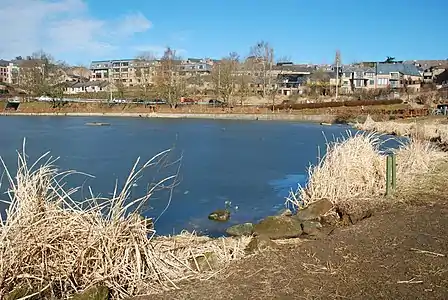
(208, 99, 226, 106)
(37, 95, 52, 102)
(180, 97, 197, 104)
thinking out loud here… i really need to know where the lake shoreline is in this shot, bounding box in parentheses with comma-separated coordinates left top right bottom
(0, 111, 337, 123)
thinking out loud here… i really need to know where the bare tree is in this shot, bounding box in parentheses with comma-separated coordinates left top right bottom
(134, 51, 157, 99)
(17, 51, 68, 103)
(211, 52, 239, 105)
(237, 73, 252, 106)
(153, 47, 186, 107)
(249, 41, 274, 98)
(308, 68, 331, 97)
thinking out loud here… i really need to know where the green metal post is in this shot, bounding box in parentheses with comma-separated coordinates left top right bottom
(391, 154, 397, 191)
(386, 155, 392, 196)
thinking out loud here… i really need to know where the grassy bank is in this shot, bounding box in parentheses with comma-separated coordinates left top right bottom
(355, 115, 448, 149)
(287, 131, 447, 216)
(1, 101, 411, 123)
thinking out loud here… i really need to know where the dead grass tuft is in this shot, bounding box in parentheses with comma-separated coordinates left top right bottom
(0, 141, 250, 299)
(357, 115, 448, 144)
(287, 130, 446, 214)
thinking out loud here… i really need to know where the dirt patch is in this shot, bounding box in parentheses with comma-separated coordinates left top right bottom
(144, 201, 448, 300)
(142, 163, 448, 300)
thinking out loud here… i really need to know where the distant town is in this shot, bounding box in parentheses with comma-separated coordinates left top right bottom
(1, 44, 448, 105)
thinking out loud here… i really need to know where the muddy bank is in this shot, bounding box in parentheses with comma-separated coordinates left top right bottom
(1, 111, 338, 123)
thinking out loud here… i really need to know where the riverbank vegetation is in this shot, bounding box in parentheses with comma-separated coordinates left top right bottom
(0, 146, 249, 299)
(356, 115, 448, 144)
(287, 130, 447, 216)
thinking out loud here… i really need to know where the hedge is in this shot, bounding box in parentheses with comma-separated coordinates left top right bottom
(270, 99, 403, 110)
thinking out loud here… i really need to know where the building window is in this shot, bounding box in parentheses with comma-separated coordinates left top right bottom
(378, 78, 388, 85)
(365, 72, 374, 78)
(369, 80, 374, 85)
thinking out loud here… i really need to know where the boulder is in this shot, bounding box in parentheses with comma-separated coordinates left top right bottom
(226, 223, 254, 236)
(278, 208, 293, 217)
(320, 211, 340, 227)
(208, 209, 230, 222)
(253, 216, 302, 240)
(301, 221, 322, 236)
(245, 235, 277, 254)
(71, 286, 109, 300)
(348, 209, 373, 224)
(188, 252, 219, 272)
(294, 199, 333, 221)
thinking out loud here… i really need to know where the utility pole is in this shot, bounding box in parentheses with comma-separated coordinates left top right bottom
(335, 50, 341, 101)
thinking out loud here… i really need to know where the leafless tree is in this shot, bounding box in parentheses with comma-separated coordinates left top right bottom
(17, 51, 68, 103)
(249, 41, 274, 98)
(134, 51, 157, 99)
(153, 47, 186, 106)
(211, 52, 239, 105)
(308, 68, 331, 97)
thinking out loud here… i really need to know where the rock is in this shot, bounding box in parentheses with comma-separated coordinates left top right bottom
(71, 286, 110, 300)
(301, 221, 323, 236)
(294, 199, 333, 221)
(320, 211, 340, 227)
(188, 252, 219, 272)
(208, 209, 231, 222)
(340, 214, 352, 226)
(278, 208, 293, 217)
(245, 235, 277, 254)
(226, 223, 254, 236)
(348, 209, 373, 224)
(253, 216, 302, 240)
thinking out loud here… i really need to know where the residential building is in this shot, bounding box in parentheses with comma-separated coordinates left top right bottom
(376, 63, 422, 91)
(434, 69, 448, 88)
(404, 60, 448, 84)
(273, 63, 313, 95)
(178, 58, 214, 76)
(339, 63, 422, 93)
(64, 81, 116, 95)
(340, 66, 377, 93)
(90, 57, 215, 88)
(0, 59, 18, 84)
(90, 60, 112, 81)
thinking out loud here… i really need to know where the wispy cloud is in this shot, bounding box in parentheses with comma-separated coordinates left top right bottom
(0, 0, 152, 61)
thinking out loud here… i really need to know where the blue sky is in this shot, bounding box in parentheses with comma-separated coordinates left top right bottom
(1, 0, 447, 65)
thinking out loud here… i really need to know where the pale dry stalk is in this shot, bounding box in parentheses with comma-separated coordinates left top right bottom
(0, 141, 249, 299)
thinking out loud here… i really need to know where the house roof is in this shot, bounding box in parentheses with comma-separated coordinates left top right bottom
(435, 69, 448, 85)
(272, 64, 313, 73)
(404, 60, 448, 69)
(70, 81, 110, 88)
(0, 59, 11, 67)
(343, 66, 376, 73)
(377, 63, 421, 76)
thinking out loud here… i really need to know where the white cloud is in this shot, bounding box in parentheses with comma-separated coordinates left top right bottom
(0, 0, 152, 62)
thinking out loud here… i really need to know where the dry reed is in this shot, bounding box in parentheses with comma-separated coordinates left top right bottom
(357, 115, 448, 144)
(287, 130, 446, 212)
(0, 141, 249, 299)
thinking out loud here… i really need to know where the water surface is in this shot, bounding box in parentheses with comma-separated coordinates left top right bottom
(0, 116, 392, 236)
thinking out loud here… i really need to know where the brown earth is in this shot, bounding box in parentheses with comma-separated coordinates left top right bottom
(143, 162, 448, 300)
